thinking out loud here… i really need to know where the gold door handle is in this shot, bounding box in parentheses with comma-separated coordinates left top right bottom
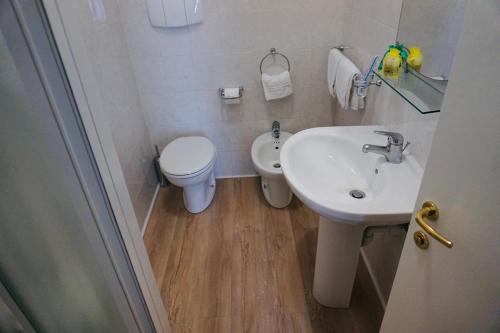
(415, 201, 453, 248)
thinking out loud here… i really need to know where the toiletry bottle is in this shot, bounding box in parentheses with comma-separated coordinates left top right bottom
(407, 47, 423, 72)
(382, 48, 402, 77)
(378, 42, 408, 73)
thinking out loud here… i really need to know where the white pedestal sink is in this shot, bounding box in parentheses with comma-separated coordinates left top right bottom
(280, 126, 423, 308)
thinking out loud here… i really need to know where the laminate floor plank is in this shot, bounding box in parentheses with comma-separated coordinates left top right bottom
(144, 178, 383, 332)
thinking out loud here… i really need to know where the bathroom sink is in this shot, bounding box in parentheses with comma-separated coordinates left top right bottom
(280, 126, 424, 308)
(280, 126, 423, 225)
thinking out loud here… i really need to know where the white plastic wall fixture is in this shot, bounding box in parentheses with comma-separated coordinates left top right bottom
(185, 0, 203, 26)
(146, 0, 203, 28)
(163, 0, 186, 27)
(146, 0, 167, 27)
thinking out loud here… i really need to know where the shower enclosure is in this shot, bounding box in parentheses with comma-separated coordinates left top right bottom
(0, 1, 165, 331)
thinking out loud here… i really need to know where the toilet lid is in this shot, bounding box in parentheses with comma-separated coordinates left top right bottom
(160, 136, 216, 176)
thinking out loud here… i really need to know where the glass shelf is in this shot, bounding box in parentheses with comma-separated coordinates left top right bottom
(373, 69, 445, 114)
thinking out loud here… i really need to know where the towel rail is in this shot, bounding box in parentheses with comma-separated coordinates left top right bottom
(333, 45, 352, 52)
(331, 45, 382, 97)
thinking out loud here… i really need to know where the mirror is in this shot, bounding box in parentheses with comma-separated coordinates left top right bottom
(373, 0, 467, 114)
(397, 0, 466, 82)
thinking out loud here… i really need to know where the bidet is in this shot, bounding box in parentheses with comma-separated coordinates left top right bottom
(251, 130, 293, 208)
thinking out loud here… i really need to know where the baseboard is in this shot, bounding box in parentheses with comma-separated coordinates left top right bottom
(141, 184, 160, 237)
(141, 175, 257, 235)
(360, 248, 387, 310)
(141, 177, 255, 235)
(216, 174, 258, 179)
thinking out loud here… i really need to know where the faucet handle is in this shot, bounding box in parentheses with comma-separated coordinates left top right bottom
(374, 131, 404, 145)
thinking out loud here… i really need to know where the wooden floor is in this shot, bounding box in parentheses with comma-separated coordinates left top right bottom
(144, 178, 383, 333)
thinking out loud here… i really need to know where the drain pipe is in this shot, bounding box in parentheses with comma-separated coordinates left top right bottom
(361, 223, 408, 247)
(154, 145, 169, 187)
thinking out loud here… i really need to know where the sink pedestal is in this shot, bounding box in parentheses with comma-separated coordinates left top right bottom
(313, 217, 364, 308)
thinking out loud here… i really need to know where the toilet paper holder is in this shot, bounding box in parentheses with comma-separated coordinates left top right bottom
(219, 86, 244, 99)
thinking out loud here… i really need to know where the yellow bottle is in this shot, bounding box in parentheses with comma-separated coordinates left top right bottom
(382, 48, 402, 77)
(407, 47, 423, 72)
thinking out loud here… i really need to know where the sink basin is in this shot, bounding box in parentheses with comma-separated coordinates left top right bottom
(280, 126, 423, 225)
(280, 126, 423, 308)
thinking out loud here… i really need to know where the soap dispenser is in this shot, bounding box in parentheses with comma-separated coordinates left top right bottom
(407, 47, 424, 72)
(382, 48, 402, 77)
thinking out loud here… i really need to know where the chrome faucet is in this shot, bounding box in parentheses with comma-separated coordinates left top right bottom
(362, 131, 409, 164)
(272, 121, 280, 139)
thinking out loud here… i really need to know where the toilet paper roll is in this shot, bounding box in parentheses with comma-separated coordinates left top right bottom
(222, 88, 240, 98)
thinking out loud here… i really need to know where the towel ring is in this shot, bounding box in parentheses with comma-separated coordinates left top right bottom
(259, 48, 291, 74)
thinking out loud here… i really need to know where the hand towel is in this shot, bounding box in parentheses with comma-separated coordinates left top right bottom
(334, 56, 361, 110)
(327, 48, 343, 96)
(261, 71, 293, 101)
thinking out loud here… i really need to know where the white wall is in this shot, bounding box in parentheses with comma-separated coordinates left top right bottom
(337, 0, 440, 305)
(116, 0, 346, 177)
(53, 0, 157, 228)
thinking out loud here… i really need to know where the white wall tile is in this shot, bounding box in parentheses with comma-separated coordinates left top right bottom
(117, 0, 347, 177)
(232, 150, 256, 176)
(74, 1, 156, 225)
(215, 150, 233, 178)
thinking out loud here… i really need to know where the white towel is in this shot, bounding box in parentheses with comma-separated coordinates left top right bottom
(327, 49, 362, 110)
(335, 57, 361, 110)
(327, 48, 343, 96)
(261, 71, 293, 101)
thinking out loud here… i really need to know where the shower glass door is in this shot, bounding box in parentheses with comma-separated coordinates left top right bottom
(0, 1, 155, 332)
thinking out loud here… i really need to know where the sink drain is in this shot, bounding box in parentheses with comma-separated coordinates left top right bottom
(273, 163, 281, 169)
(349, 189, 366, 199)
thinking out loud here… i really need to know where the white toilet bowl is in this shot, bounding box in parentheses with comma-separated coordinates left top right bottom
(251, 132, 293, 208)
(160, 136, 216, 213)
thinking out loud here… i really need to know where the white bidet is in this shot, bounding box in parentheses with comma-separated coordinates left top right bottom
(251, 132, 293, 208)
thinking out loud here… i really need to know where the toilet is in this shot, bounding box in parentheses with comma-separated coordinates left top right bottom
(159, 136, 216, 213)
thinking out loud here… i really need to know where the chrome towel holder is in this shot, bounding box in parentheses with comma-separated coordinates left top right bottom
(333, 45, 352, 52)
(260, 48, 291, 74)
(332, 45, 382, 97)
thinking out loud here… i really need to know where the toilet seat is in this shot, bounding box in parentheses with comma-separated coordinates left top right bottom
(160, 136, 216, 177)
(166, 158, 216, 179)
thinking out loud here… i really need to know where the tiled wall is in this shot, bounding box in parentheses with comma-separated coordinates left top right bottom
(337, 0, 440, 306)
(117, 0, 345, 177)
(58, 0, 157, 229)
(337, 0, 440, 169)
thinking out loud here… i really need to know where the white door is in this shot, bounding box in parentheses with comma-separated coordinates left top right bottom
(381, 2, 500, 333)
